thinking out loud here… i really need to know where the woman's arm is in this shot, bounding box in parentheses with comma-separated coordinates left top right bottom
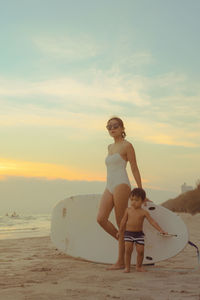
(118, 209, 128, 236)
(127, 143, 142, 188)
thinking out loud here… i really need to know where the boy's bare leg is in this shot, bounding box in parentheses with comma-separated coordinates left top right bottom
(135, 244, 146, 272)
(123, 241, 133, 273)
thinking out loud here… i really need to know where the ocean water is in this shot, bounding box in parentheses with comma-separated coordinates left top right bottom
(0, 213, 51, 240)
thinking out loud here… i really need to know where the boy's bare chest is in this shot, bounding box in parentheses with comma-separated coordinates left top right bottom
(129, 209, 144, 220)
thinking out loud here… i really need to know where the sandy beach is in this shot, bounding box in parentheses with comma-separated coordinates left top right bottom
(0, 213, 200, 300)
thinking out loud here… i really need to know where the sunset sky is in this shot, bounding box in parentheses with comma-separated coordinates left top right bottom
(1, 0, 200, 209)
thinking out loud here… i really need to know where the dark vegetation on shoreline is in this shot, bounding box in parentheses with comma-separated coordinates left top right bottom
(161, 183, 200, 215)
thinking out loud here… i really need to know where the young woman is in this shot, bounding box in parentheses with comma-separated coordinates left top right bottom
(97, 116, 143, 269)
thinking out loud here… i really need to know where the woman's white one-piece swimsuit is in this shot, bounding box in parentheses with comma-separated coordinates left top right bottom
(105, 153, 131, 194)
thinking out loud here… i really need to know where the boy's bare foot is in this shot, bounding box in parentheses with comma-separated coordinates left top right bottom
(136, 266, 147, 272)
(123, 268, 130, 273)
(106, 263, 125, 270)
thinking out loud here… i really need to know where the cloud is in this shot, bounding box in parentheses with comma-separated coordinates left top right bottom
(113, 51, 155, 70)
(32, 34, 99, 61)
(0, 66, 200, 148)
(127, 118, 200, 148)
(2, 106, 199, 148)
(0, 74, 149, 107)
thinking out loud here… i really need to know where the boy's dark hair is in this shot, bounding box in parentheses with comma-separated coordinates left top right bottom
(130, 188, 146, 201)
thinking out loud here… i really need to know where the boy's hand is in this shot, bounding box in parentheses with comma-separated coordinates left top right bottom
(116, 232, 120, 239)
(160, 230, 168, 235)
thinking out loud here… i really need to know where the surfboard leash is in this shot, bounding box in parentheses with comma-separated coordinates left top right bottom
(188, 240, 200, 265)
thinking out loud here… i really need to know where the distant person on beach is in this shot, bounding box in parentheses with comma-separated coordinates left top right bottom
(118, 188, 167, 273)
(97, 116, 144, 270)
(11, 211, 19, 218)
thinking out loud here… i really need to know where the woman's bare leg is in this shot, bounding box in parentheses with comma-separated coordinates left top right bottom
(108, 184, 131, 270)
(97, 189, 118, 239)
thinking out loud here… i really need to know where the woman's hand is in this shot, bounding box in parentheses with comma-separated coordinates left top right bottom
(143, 197, 153, 206)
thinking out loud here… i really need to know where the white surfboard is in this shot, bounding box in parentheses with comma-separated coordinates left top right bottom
(50, 194, 189, 264)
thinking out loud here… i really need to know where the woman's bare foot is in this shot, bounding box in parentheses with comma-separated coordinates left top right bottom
(136, 266, 146, 272)
(123, 268, 130, 273)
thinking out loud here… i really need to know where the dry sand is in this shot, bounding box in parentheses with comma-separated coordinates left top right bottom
(0, 213, 200, 300)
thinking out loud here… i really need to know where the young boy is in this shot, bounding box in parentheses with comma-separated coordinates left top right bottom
(118, 188, 167, 273)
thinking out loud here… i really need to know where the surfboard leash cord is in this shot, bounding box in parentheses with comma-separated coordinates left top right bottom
(188, 240, 200, 265)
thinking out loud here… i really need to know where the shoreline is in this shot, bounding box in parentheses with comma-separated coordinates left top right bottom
(0, 214, 200, 300)
(0, 233, 50, 242)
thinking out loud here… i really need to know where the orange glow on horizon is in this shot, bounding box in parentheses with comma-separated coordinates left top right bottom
(0, 158, 105, 182)
(0, 158, 164, 191)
